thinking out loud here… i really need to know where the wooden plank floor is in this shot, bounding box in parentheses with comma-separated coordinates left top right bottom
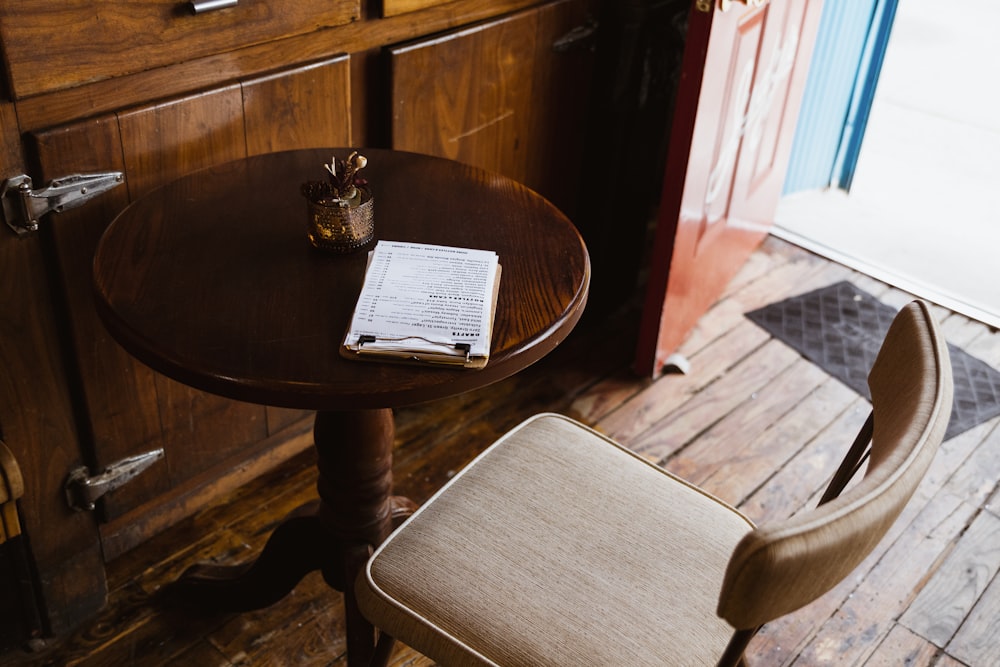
(4, 236, 999, 666)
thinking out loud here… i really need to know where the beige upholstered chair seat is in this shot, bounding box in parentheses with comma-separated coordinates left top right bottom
(358, 414, 755, 666)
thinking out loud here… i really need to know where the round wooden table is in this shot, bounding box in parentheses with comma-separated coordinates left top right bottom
(93, 148, 590, 665)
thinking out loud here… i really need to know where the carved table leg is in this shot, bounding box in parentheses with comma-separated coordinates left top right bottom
(314, 408, 396, 666)
(169, 408, 410, 667)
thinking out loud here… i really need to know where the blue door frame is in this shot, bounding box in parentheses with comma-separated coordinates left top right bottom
(783, 0, 900, 194)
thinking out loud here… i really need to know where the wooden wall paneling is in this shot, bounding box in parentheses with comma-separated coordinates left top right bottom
(117, 84, 248, 199)
(265, 406, 312, 439)
(29, 67, 343, 550)
(382, 0, 447, 18)
(147, 373, 268, 494)
(115, 86, 271, 518)
(389, 9, 538, 185)
(0, 0, 361, 99)
(11, 0, 546, 133)
(36, 87, 262, 522)
(242, 55, 353, 157)
(243, 56, 354, 434)
(33, 85, 271, 525)
(0, 102, 107, 636)
(30, 115, 168, 518)
(0, 102, 19, 165)
(524, 0, 598, 219)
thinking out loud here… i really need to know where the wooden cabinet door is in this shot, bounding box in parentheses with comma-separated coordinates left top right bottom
(388, 0, 597, 219)
(0, 0, 359, 98)
(27, 56, 351, 558)
(0, 102, 107, 636)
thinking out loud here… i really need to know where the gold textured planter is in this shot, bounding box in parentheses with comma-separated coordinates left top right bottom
(306, 188, 374, 253)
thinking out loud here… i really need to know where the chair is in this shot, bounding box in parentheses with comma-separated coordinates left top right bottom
(356, 300, 953, 666)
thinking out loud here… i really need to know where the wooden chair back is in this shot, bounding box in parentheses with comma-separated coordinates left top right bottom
(717, 301, 953, 634)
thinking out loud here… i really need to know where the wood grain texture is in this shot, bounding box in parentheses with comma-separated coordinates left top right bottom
(32, 113, 168, 517)
(389, 0, 597, 215)
(390, 10, 537, 184)
(117, 85, 247, 200)
(382, 0, 447, 18)
(98, 420, 314, 561)
(29, 60, 354, 528)
(37, 86, 260, 523)
(4, 237, 997, 666)
(901, 507, 1000, 647)
(0, 0, 360, 98)
(0, 101, 108, 636)
(243, 56, 353, 156)
(12, 0, 545, 132)
(947, 558, 1000, 666)
(864, 624, 945, 667)
(92, 148, 590, 411)
(86, 147, 588, 663)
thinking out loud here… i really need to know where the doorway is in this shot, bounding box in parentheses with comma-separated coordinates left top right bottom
(772, 0, 1000, 328)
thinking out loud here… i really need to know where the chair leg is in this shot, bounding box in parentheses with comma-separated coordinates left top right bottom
(716, 627, 758, 667)
(367, 631, 396, 667)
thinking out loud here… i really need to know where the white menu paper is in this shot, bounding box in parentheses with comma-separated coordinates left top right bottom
(342, 241, 501, 368)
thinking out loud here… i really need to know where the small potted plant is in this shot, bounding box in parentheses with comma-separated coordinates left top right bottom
(301, 151, 374, 252)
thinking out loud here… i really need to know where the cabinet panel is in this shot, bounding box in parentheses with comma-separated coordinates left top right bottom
(118, 85, 248, 199)
(29, 57, 351, 538)
(243, 56, 353, 155)
(389, 0, 597, 218)
(0, 103, 108, 636)
(30, 114, 166, 511)
(0, 0, 360, 99)
(382, 0, 450, 18)
(390, 11, 537, 184)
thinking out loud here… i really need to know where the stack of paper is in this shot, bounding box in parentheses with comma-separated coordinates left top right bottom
(342, 241, 501, 368)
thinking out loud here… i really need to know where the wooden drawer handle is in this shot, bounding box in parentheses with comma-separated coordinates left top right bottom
(190, 0, 238, 13)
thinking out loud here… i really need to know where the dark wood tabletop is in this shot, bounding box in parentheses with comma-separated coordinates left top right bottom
(93, 148, 590, 411)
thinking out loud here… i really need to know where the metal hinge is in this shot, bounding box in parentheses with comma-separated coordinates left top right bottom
(1, 172, 124, 237)
(64, 449, 164, 512)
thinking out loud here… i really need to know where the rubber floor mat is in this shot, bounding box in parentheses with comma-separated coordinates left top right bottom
(746, 281, 1000, 440)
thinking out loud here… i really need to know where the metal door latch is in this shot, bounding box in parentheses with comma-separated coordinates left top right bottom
(1, 172, 124, 237)
(64, 449, 164, 512)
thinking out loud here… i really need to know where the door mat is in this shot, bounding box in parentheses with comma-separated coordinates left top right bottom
(746, 281, 1000, 440)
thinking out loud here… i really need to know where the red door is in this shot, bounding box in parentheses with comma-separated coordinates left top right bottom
(634, 0, 824, 377)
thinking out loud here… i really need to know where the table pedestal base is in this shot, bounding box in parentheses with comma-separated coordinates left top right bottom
(169, 408, 413, 666)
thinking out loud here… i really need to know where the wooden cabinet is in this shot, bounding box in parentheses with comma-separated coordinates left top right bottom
(389, 0, 597, 219)
(0, 1, 360, 98)
(0, 0, 607, 645)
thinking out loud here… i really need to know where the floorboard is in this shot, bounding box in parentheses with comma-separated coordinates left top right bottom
(3, 237, 997, 666)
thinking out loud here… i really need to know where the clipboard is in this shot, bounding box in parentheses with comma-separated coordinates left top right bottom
(342, 241, 501, 369)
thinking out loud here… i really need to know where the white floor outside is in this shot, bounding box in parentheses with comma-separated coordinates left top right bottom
(774, 0, 1000, 329)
